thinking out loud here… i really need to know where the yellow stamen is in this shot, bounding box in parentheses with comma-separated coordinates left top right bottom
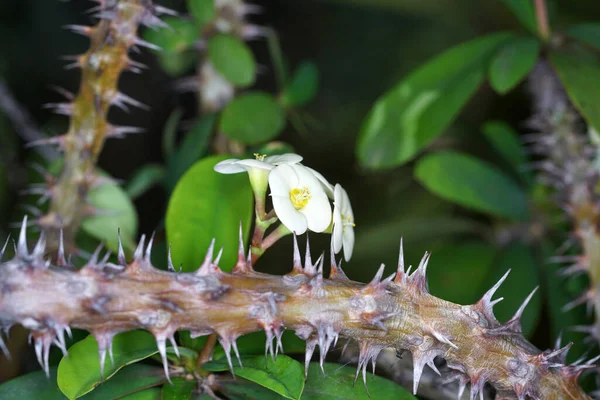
(290, 187, 311, 210)
(342, 214, 356, 227)
(254, 153, 267, 161)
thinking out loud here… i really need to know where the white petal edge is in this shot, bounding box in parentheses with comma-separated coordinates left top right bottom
(300, 191, 332, 233)
(268, 164, 299, 196)
(305, 166, 334, 199)
(265, 153, 303, 165)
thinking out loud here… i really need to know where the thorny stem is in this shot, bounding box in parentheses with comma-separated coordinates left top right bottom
(38, 0, 155, 257)
(534, 0, 551, 41)
(0, 225, 592, 400)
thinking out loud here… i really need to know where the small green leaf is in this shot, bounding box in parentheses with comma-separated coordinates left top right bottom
(166, 156, 253, 272)
(0, 368, 65, 400)
(489, 36, 540, 94)
(143, 17, 198, 76)
(414, 151, 529, 220)
(220, 92, 286, 145)
(302, 363, 416, 399)
(188, 0, 215, 27)
(281, 62, 319, 108)
(144, 17, 198, 54)
(428, 241, 497, 305)
(57, 331, 159, 399)
(550, 46, 600, 135)
(82, 364, 164, 400)
(485, 243, 541, 338)
(119, 388, 161, 400)
(126, 164, 165, 200)
(482, 121, 531, 184)
(203, 355, 304, 400)
(357, 33, 512, 169)
(566, 23, 600, 52)
(499, 0, 538, 34)
(162, 377, 195, 400)
(208, 34, 256, 87)
(164, 114, 216, 193)
(81, 178, 138, 252)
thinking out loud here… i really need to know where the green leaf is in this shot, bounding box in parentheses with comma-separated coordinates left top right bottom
(162, 377, 195, 400)
(164, 114, 216, 193)
(427, 241, 497, 305)
(489, 36, 540, 94)
(203, 355, 305, 399)
(166, 156, 253, 272)
(81, 178, 138, 252)
(119, 388, 161, 400)
(220, 92, 286, 145)
(414, 151, 529, 220)
(188, 0, 215, 27)
(566, 23, 600, 52)
(208, 34, 256, 87)
(57, 331, 159, 399)
(302, 363, 416, 399)
(221, 382, 283, 400)
(550, 46, 600, 135)
(0, 368, 65, 400)
(499, 0, 538, 34)
(357, 33, 512, 169)
(82, 364, 164, 400)
(485, 242, 541, 338)
(143, 17, 198, 76)
(126, 164, 165, 200)
(482, 121, 532, 186)
(281, 62, 319, 108)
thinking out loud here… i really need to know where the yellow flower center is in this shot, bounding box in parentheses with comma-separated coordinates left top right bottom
(290, 187, 311, 210)
(254, 153, 267, 161)
(342, 214, 356, 227)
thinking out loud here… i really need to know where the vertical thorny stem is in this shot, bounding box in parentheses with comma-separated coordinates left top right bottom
(528, 60, 600, 347)
(38, 1, 161, 256)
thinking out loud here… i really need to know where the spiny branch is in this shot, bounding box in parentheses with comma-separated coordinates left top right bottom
(31, 0, 171, 256)
(0, 219, 592, 399)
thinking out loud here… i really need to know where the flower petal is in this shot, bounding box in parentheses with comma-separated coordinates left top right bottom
(235, 159, 274, 171)
(272, 195, 308, 234)
(300, 191, 332, 233)
(332, 204, 343, 254)
(265, 153, 303, 165)
(342, 225, 355, 262)
(268, 164, 299, 196)
(214, 159, 245, 174)
(306, 167, 334, 199)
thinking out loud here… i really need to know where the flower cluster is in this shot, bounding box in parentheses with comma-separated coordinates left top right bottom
(215, 153, 355, 261)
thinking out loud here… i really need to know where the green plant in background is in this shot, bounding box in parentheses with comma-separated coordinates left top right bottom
(1, 0, 600, 399)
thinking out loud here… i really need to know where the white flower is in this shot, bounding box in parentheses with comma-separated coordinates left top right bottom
(305, 166, 334, 199)
(214, 153, 303, 174)
(332, 184, 355, 261)
(269, 164, 332, 234)
(214, 153, 303, 197)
